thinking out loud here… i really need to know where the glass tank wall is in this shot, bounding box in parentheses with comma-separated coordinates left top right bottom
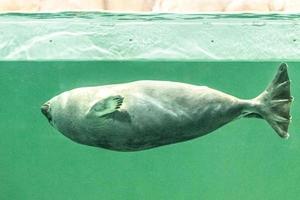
(0, 13, 299, 200)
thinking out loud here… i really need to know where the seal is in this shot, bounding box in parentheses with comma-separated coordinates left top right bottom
(41, 63, 292, 151)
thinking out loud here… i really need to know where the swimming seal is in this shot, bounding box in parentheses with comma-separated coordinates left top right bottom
(41, 63, 292, 151)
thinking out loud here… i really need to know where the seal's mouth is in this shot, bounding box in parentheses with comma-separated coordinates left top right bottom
(41, 103, 52, 122)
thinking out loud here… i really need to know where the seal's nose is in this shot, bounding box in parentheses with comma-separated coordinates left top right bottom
(41, 103, 52, 122)
(41, 104, 49, 115)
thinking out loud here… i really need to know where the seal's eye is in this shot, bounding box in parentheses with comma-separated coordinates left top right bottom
(41, 103, 52, 122)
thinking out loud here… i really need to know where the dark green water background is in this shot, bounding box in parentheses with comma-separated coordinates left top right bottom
(0, 61, 299, 199)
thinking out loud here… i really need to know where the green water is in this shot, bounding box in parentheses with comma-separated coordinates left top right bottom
(0, 61, 299, 200)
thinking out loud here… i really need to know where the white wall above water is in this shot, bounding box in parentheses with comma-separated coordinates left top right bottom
(0, 12, 299, 61)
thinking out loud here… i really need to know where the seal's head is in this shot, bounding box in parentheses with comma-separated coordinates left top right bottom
(41, 88, 116, 146)
(40, 96, 63, 129)
(40, 89, 99, 137)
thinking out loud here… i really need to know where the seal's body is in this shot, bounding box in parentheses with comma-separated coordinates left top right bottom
(42, 64, 292, 151)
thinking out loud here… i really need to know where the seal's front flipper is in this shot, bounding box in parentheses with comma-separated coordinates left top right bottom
(87, 95, 124, 118)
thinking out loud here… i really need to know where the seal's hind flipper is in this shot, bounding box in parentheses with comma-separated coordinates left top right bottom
(87, 95, 124, 118)
(254, 63, 293, 138)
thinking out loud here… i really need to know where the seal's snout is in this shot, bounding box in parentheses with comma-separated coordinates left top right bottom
(41, 103, 52, 122)
(41, 103, 49, 115)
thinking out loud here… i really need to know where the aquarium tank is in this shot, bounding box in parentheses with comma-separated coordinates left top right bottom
(0, 12, 299, 200)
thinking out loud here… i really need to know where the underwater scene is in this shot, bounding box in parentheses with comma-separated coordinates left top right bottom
(0, 61, 299, 199)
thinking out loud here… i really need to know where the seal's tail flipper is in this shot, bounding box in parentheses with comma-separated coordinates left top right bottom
(254, 63, 293, 138)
